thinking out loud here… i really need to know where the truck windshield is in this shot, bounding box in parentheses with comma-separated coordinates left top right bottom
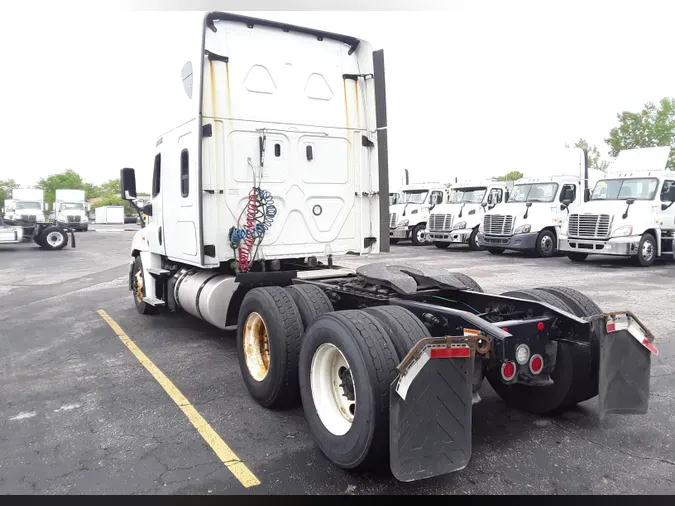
(401, 191, 428, 204)
(62, 203, 85, 210)
(508, 183, 558, 203)
(591, 178, 659, 201)
(448, 187, 487, 204)
(16, 202, 41, 210)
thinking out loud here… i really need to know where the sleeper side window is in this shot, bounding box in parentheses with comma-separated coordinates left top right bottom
(180, 149, 189, 198)
(152, 153, 161, 198)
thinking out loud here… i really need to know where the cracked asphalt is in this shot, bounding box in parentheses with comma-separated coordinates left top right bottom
(1, 228, 674, 494)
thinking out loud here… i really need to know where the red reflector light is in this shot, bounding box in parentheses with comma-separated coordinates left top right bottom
(607, 322, 616, 332)
(501, 361, 516, 381)
(502, 327, 508, 333)
(430, 346, 471, 359)
(537, 322, 545, 331)
(529, 354, 544, 374)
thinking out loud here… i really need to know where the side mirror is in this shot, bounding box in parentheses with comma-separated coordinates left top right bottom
(481, 202, 487, 208)
(525, 202, 532, 208)
(142, 202, 153, 217)
(121, 168, 137, 200)
(626, 198, 635, 205)
(487, 194, 493, 205)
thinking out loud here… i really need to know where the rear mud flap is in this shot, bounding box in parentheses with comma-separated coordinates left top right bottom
(389, 352, 474, 482)
(598, 314, 656, 419)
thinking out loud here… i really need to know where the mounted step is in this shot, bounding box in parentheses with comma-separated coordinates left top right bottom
(147, 268, 172, 280)
(142, 296, 166, 307)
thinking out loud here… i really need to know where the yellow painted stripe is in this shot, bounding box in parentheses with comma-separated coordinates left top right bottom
(97, 310, 260, 488)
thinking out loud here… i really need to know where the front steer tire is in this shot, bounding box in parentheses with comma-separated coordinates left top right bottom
(132, 256, 157, 315)
(237, 287, 304, 409)
(39, 226, 68, 250)
(299, 310, 399, 471)
(411, 223, 427, 246)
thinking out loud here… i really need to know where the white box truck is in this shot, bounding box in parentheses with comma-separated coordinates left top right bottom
(559, 146, 675, 267)
(55, 189, 89, 231)
(478, 148, 604, 257)
(119, 11, 658, 484)
(426, 178, 513, 250)
(3, 188, 47, 223)
(388, 183, 449, 245)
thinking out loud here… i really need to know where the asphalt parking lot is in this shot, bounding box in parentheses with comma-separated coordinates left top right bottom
(1, 229, 674, 495)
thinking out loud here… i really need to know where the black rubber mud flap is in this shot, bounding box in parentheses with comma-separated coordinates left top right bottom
(389, 355, 474, 482)
(598, 322, 653, 420)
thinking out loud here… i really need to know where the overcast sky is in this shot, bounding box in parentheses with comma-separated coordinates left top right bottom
(1, 1, 674, 192)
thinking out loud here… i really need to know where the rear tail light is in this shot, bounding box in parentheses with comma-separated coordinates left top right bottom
(529, 354, 544, 375)
(501, 361, 516, 381)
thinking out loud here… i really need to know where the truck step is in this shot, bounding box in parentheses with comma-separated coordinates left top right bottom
(142, 296, 166, 307)
(147, 268, 172, 278)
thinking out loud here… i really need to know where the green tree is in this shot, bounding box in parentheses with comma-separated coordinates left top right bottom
(98, 178, 121, 197)
(36, 169, 85, 205)
(89, 195, 134, 216)
(566, 138, 610, 172)
(0, 179, 19, 214)
(604, 97, 675, 169)
(496, 170, 524, 182)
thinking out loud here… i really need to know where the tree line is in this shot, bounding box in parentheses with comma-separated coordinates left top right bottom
(0, 169, 149, 216)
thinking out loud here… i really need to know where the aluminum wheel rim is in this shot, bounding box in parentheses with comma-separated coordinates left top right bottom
(416, 228, 425, 243)
(134, 269, 144, 303)
(243, 312, 270, 382)
(46, 231, 64, 248)
(310, 343, 355, 436)
(541, 235, 553, 253)
(642, 240, 654, 262)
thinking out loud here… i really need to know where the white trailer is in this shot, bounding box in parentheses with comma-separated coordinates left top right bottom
(55, 189, 89, 231)
(119, 11, 659, 484)
(559, 146, 675, 267)
(426, 178, 512, 250)
(95, 206, 125, 225)
(478, 148, 605, 257)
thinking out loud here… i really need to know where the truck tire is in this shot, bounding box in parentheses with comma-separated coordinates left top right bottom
(534, 229, 556, 258)
(299, 310, 398, 470)
(83, 225, 89, 232)
(487, 247, 505, 255)
(411, 224, 427, 246)
(451, 272, 484, 292)
(131, 256, 157, 315)
(534, 286, 603, 405)
(433, 241, 449, 249)
(237, 286, 304, 409)
(567, 252, 588, 262)
(33, 233, 45, 247)
(390, 239, 400, 245)
(633, 232, 657, 267)
(285, 284, 334, 329)
(468, 227, 483, 251)
(486, 289, 579, 414)
(363, 305, 431, 360)
(39, 226, 68, 250)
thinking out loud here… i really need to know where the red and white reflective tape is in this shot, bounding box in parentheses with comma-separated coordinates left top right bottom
(606, 316, 659, 356)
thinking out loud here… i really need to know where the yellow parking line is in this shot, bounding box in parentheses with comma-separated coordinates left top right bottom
(97, 310, 260, 488)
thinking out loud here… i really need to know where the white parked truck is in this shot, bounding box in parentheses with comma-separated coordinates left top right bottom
(559, 146, 675, 267)
(121, 11, 659, 484)
(388, 183, 448, 245)
(478, 148, 604, 257)
(426, 179, 513, 250)
(3, 188, 47, 223)
(55, 189, 89, 231)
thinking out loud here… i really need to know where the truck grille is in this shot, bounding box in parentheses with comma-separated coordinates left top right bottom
(428, 213, 453, 231)
(389, 213, 397, 228)
(568, 214, 611, 239)
(483, 214, 513, 235)
(23, 215, 36, 222)
(66, 215, 81, 223)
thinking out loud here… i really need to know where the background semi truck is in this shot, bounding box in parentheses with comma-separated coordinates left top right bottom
(478, 148, 604, 257)
(388, 182, 448, 245)
(120, 11, 659, 483)
(559, 146, 675, 267)
(426, 178, 513, 250)
(54, 189, 89, 231)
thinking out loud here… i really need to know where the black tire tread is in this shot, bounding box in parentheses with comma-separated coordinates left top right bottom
(451, 272, 484, 293)
(363, 305, 431, 361)
(133, 256, 157, 315)
(285, 284, 334, 328)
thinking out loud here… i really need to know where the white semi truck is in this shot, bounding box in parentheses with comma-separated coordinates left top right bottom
(54, 189, 89, 231)
(559, 146, 675, 267)
(426, 179, 512, 250)
(120, 11, 659, 483)
(388, 183, 448, 245)
(478, 148, 604, 257)
(3, 188, 47, 223)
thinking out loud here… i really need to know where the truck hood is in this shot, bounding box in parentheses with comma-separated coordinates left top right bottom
(570, 199, 657, 216)
(59, 209, 86, 216)
(487, 201, 557, 218)
(389, 203, 426, 215)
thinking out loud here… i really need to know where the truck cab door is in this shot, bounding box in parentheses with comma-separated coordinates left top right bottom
(145, 153, 166, 255)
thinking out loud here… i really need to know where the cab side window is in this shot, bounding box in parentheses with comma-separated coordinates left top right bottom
(152, 153, 161, 198)
(661, 180, 675, 201)
(559, 184, 576, 203)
